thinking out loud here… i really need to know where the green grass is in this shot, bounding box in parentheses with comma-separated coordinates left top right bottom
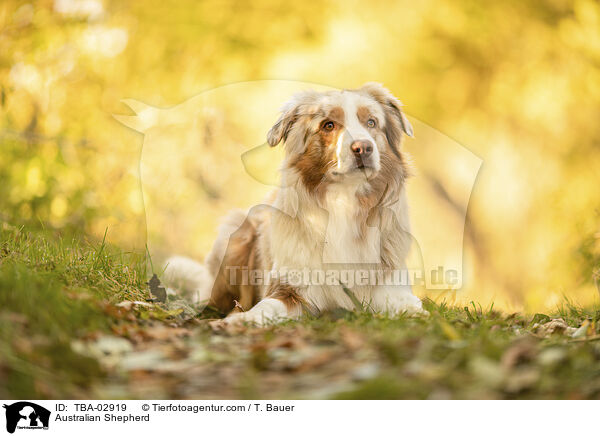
(1, 224, 600, 399)
(322, 304, 600, 399)
(0, 224, 147, 398)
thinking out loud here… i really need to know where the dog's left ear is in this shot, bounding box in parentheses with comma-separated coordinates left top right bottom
(389, 99, 414, 138)
(360, 82, 413, 157)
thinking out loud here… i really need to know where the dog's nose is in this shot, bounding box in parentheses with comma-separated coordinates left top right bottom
(350, 140, 374, 157)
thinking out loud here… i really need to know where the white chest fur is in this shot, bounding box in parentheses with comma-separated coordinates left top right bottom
(271, 180, 381, 268)
(321, 183, 381, 264)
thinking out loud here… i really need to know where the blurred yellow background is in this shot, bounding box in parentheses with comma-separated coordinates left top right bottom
(1, 0, 599, 311)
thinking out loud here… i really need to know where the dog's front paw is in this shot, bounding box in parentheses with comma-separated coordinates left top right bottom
(411, 304, 429, 316)
(390, 300, 429, 317)
(209, 313, 249, 332)
(209, 299, 292, 332)
(373, 288, 428, 317)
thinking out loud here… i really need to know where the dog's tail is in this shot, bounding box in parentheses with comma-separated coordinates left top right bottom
(162, 256, 213, 305)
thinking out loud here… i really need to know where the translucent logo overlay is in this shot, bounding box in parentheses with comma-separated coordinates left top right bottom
(115, 81, 482, 298)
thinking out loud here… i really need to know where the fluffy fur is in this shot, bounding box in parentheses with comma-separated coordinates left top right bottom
(164, 83, 425, 326)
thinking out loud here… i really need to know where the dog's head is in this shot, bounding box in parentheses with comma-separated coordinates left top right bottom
(267, 83, 413, 196)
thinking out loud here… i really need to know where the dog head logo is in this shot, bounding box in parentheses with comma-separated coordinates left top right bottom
(115, 80, 481, 292)
(3, 402, 50, 434)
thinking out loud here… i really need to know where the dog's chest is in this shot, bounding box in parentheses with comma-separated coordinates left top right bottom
(305, 184, 381, 264)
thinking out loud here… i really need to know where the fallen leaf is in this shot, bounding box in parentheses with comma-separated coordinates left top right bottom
(164, 299, 197, 321)
(116, 301, 154, 310)
(572, 320, 591, 338)
(142, 326, 190, 341)
(532, 318, 576, 337)
(91, 336, 134, 355)
(501, 339, 537, 369)
(148, 274, 167, 303)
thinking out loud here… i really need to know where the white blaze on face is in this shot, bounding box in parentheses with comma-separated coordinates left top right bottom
(335, 92, 382, 174)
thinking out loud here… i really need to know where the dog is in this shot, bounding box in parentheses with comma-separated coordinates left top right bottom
(163, 83, 425, 326)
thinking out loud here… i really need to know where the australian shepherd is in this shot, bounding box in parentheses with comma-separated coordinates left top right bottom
(164, 82, 426, 326)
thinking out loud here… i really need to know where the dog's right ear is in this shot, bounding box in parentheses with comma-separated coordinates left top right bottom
(267, 105, 298, 147)
(268, 91, 321, 148)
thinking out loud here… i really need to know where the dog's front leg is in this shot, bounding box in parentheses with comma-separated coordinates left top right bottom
(214, 281, 305, 328)
(222, 298, 296, 326)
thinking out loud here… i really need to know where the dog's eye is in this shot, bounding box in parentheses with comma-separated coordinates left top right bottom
(367, 119, 376, 128)
(323, 121, 335, 131)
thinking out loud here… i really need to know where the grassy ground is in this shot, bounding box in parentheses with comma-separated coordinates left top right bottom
(1, 224, 600, 399)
